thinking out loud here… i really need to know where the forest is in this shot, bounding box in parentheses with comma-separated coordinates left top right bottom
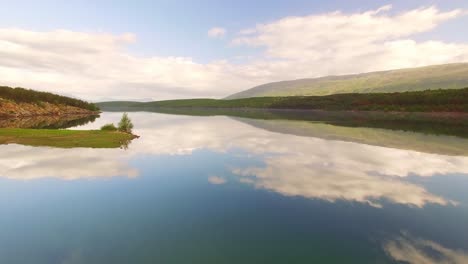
(99, 88, 468, 112)
(0, 86, 99, 111)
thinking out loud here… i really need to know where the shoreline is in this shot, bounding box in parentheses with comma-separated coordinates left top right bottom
(117, 107, 468, 115)
(0, 111, 101, 119)
(97, 88, 468, 113)
(99, 106, 468, 120)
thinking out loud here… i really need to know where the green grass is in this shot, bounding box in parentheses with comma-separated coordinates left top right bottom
(226, 63, 468, 99)
(98, 88, 468, 112)
(0, 129, 137, 148)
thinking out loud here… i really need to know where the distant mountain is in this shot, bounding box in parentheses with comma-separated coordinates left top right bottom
(226, 63, 468, 99)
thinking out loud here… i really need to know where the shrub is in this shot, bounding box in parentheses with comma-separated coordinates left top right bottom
(118, 113, 134, 133)
(101, 123, 117, 131)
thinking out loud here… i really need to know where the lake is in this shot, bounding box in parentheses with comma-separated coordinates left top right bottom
(1, 111, 468, 263)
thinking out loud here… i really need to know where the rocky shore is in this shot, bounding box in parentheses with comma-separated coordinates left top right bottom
(0, 98, 99, 118)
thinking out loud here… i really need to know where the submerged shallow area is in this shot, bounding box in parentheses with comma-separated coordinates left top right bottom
(0, 112, 467, 263)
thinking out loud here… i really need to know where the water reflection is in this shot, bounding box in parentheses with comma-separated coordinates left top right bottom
(1, 112, 468, 263)
(0, 145, 137, 180)
(2, 112, 467, 209)
(239, 118, 468, 156)
(0, 114, 98, 129)
(208, 176, 227, 185)
(102, 107, 468, 139)
(385, 233, 468, 264)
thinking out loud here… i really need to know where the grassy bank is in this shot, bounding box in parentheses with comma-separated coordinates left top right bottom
(0, 129, 137, 148)
(99, 88, 468, 112)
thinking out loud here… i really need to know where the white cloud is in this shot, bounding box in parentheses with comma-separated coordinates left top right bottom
(0, 28, 258, 100)
(208, 27, 226, 38)
(232, 5, 468, 79)
(0, 5, 467, 100)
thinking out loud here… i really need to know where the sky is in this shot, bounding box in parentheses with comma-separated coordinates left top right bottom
(1, 0, 468, 101)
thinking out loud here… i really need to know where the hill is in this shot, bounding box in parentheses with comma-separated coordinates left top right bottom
(226, 63, 468, 99)
(0, 86, 99, 118)
(98, 88, 468, 113)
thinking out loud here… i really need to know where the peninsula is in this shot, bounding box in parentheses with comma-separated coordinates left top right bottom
(0, 86, 137, 148)
(0, 85, 99, 118)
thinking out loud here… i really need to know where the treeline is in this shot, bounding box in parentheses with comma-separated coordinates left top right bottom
(0, 86, 99, 111)
(265, 88, 468, 112)
(99, 88, 468, 112)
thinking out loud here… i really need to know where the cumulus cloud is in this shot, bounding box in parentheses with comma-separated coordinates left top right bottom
(0, 6, 467, 100)
(0, 28, 259, 100)
(208, 27, 226, 38)
(233, 5, 468, 78)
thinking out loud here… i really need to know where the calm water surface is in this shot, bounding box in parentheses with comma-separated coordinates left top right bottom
(1, 112, 468, 263)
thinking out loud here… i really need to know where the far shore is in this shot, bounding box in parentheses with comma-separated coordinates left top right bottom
(97, 88, 468, 113)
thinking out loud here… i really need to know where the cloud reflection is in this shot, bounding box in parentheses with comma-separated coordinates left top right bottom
(0, 145, 138, 180)
(385, 233, 468, 264)
(208, 176, 227, 185)
(232, 158, 453, 208)
(1, 112, 468, 208)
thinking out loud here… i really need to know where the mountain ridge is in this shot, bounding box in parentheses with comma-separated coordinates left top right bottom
(226, 63, 468, 99)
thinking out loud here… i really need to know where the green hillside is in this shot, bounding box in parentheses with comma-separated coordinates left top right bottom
(226, 63, 468, 99)
(0, 86, 99, 111)
(98, 88, 468, 112)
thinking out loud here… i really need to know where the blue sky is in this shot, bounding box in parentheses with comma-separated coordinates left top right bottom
(1, 0, 468, 100)
(4, 0, 468, 60)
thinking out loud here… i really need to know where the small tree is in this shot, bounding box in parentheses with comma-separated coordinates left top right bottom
(118, 113, 134, 133)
